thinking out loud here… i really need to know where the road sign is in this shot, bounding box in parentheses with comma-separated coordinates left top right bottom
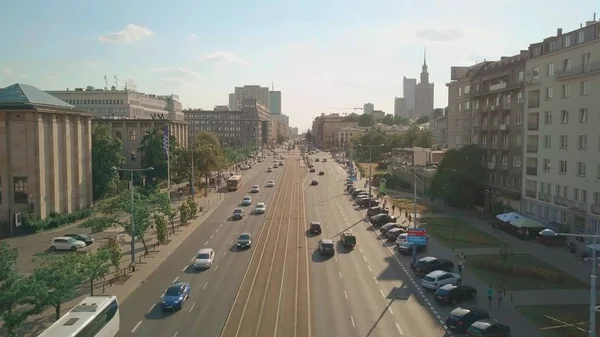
(407, 236, 428, 245)
(407, 228, 427, 236)
(379, 178, 386, 193)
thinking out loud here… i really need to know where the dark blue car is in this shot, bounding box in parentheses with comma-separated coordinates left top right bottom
(161, 281, 191, 311)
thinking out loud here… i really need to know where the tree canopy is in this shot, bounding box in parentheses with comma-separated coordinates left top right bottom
(351, 124, 433, 159)
(428, 144, 486, 208)
(138, 128, 179, 182)
(172, 131, 228, 186)
(91, 124, 125, 200)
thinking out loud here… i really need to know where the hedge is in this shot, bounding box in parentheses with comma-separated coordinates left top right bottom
(22, 208, 93, 234)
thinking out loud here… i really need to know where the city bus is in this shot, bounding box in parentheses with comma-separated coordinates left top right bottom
(227, 175, 243, 191)
(37, 295, 119, 337)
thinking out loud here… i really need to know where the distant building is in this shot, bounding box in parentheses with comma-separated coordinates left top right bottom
(46, 86, 184, 121)
(290, 127, 299, 137)
(0, 84, 93, 236)
(371, 110, 385, 120)
(229, 85, 270, 110)
(403, 77, 417, 113)
(269, 91, 281, 116)
(431, 108, 448, 148)
(334, 126, 364, 150)
(394, 97, 406, 117)
(415, 51, 435, 119)
(311, 114, 358, 150)
(363, 103, 374, 115)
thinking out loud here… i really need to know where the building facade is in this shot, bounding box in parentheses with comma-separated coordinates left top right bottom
(362, 103, 374, 115)
(269, 91, 282, 116)
(0, 84, 93, 236)
(47, 86, 184, 121)
(431, 108, 448, 148)
(229, 85, 270, 110)
(312, 114, 358, 150)
(371, 110, 385, 120)
(521, 21, 600, 245)
(471, 51, 528, 211)
(394, 97, 406, 117)
(415, 53, 435, 118)
(334, 126, 365, 150)
(290, 127, 299, 137)
(403, 77, 416, 113)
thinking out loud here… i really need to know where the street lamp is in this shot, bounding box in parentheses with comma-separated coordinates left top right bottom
(179, 147, 196, 200)
(402, 165, 420, 228)
(540, 228, 597, 337)
(112, 166, 154, 270)
(357, 144, 384, 210)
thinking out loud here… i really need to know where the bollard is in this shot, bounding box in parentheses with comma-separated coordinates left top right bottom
(102, 284, 105, 293)
(109, 278, 113, 286)
(510, 293, 513, 302)
(503, 287, 506, 296)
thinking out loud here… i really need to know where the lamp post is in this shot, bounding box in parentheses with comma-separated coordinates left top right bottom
(112, 166, 154, 270)
(357, 144, 384, 210)
(540, 229, 597, 337)
(179, 147, 196, 200)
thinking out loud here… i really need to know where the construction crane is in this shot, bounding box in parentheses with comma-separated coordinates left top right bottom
(327, 107, 363, 115)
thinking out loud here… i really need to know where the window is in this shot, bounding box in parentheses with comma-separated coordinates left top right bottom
(563, 58, 572, 71)
(503, 135, 509, 145)
(473, 118, 478, 126)
(515, 135, 522, 146)
(515, 113, 522, 124)
(458, 87, 462, 96)
(543, 159, 551, 171)
(517, 92, 523, 103)
(560, 110, 569, 123)
(564, 35, 572, 47)
(518, 71, 525, 82)
(561, 84, 570, 98)
(13, 177, 28, 204)
(545, 87, 553, 99)
(115, 131, 122, 139)
(578, 30, 585, 43)
(579, 108, 588, 123)
(581, 81, 590, 95)
(577, 162, 586, 176)
(129, 130, 136, 141)
(559, 160, 567, 174)
(532, 67, 539, 79)
(458, 102, 462, 111)
(543, 135, 551, 148)
(560, 135, 568, 149)
(583, 53, 591, 68)
(547, 63, 554, 76)
(544, 111, 552, 124)
(502, 155, 508, 164)
(577, 135, 587, 150)
(513, 156, 521, 167)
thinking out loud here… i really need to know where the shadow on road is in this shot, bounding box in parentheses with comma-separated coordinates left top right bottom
(311, 249, 333, 262)
(183, 265, 208, 274)
(335, 240, 353, 254)
(144, 302, 180, 320)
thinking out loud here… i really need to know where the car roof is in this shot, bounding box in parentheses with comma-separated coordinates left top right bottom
(321, 239, 334, 244)
(234, 208, 243, 212)
(310, 222, 321, 226)
(438, 284, 457, 291)
(53, 236, 73, 240)
(419, 256, 437, 262)
(170, 281, 188, 288)
(342, 232, 354, 236)
(470, 320, 493, 330)
(243, 195, 251, 198)
(197, 248, 213, 254)
(387, 228, 402, 233)
(239, 233, 252, 237)
(425, 270, 448, 278)
(268, 180, 274, 182)
(256, 202, 265, 206)
(252, 185, 259, 187)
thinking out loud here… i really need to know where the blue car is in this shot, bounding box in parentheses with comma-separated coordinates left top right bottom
(161, 281, 191, 311)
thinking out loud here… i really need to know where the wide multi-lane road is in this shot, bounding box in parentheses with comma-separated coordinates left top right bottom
(219, 151, 310, 337)
(116, 153, 289, 337)
(306, 153, 447, 337)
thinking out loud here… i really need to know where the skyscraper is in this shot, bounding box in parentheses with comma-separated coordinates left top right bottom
(229, 85, 270, 111)
(394, 97, 406, 117)
(415, 49, 435, 118)
(269, 91, 281, 116)
(363, 103, 374, 115)
(402, 77, 416, 112)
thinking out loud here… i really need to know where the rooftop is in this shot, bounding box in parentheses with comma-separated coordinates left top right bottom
(0, 83, 75, 109)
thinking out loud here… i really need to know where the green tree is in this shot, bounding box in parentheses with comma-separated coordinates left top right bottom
(193, 132, 228, 187)
(33, 254, 86, 320)
(415, 115, 430, 124)
(127, 199, 152, 256)
(91, 124, 125, 200)
(138, 127, 179, 182)
(79, 216, 116, 233)
(393, 115, 410, 126)
(154, 193, 178, 234)
(381, 114, 395, 126)
(344, 113, 359, 122)
(80, 249, 110, 296)
(105, 238, 122, 278)
(358, 113, 375, 127)
(186, 197, 198, 218)
(428, 145, 486, 208)
(179, 202, 190, 225)
(154, 213, 167, 243)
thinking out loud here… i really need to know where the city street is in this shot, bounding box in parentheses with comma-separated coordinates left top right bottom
(115, 156, 286, 337)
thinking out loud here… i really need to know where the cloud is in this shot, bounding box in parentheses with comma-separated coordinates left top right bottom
(3, 68, 10, 76)
(286, 38, 317, 50)
(188, 33, 197, 38)
(98, 24, 154, 44)
(149, 67, 200, 84)
(199, 51, 249, 65)
(415, 28, 465, 42)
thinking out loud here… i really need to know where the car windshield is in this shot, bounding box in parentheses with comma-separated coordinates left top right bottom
(343, 236, 356, 244)
(197, 253, 210, 259)
(311, 224, 320, 228)
(423, 276, 436, 282)
(165, 287, 182, 296)
(244, 197, 251, 200)
(234, 209, 243, 213)
(239, 235, 250, 241)
(322, 243, 334, 248)
(256, 204, 264, 208)
(252, 185, 259, 188)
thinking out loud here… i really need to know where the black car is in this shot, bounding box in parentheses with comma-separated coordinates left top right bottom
(309, 168, 316, 173)
(434, 284, 477, 305)
(319, 239, 335, 255)
(466, 320, 511, 337)
(371, 213, 396, 226)
(340, 232, 356, 248)
(65, 234, 94, 246)
(232, 208, 244, 220)
(309, 222, 322, 234)
(311, 179, 319, 186)
(367, 206, 388, 218)
(445, 307, 490, 333)
(397, 242, 427, 255)
(351, 189, 365, 198)
(412, 256, 454, 276)
(318, 171, 325, 175)
(236, 233, 252, 249)
(357, 198, 379, 208)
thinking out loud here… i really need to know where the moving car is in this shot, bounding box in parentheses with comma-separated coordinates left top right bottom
(445, 307, 490, 333)
(193, 248, 215, 269)
(236, 233, 252, 249)
(266, 180, 275, 187)
(322, 158, 327, 162)
(340, 232, 356, 248)
(161, 281, 191, 310)
(315, 158, 320, 162)
(466, 320, 511, 337)
(309, 222, 322, 234)
(267, 166, 273, 172)
(309, 168, 316, 173)
(50, 237, 87, 251)
(434, 284, 477, 305)
(232, 208, 245, 220)
(319, 239, 335, 255)
(422, 270, 462, 290)
(279, 162, 283, 166)
(254, 202, 266, 214)
(311, 179, 319, 186)
(412, 256, 454, 276)
(64, 233, 94, 246)
(318, 171, 325, 175)
(250, 185, 260, 193)
(397, 242, 427, 255)
(241, 196, 252, 206)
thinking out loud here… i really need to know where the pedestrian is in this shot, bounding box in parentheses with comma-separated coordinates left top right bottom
(458, 260, 463, 274)
(408, 214, 412, 223)
(487, 285, 494, 308)
(405, 210, 408, 218)
(496, 287, 503, 307)
(383, 199, 387, 209)
(392, 205, 396, 215)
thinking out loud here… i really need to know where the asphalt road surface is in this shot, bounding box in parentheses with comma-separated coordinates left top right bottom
(116, 152, 289, 337)
(219, 151, 310, 337)
(305, 153, 448, 337)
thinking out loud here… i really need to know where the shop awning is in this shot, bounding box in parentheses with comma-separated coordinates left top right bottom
(496, 212, 522, 223)
(510, 217, 544, 229)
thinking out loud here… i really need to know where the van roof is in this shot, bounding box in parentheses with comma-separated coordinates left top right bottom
(197, 248, 213, 254)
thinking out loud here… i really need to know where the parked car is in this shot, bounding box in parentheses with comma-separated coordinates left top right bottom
(319, 239, 335, 255)
(371, 214, 396, 226)
(421, 270, 462, 290)
(357, 198, 379, 208)
(309, 168, 316, 172)
(50, 237, 87, 251)
(397, 242, 427, 255)
(351, 189, 365, 198)
(434, 285, 477, 305)
(380, 222, 401, 234)
(386, 227, 405, 240)
(64, 234, 94, 246)
(466, 320, 511, 337)
(318, 171, 325, 175)
(367, 206, 389, 218)
(267, 167, 273, 172)
(309, 222, 322, 234)
(445, 307, 490, 333)
(412, 256, 454, 276)
(340, 232, 357, 248)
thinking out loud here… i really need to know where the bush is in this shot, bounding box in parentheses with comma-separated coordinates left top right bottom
(376, 161, 388, 170)
(22, 208, 93, 234)
(470, 258, 565, 283)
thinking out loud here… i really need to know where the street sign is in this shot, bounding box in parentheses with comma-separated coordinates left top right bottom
(407, 228, 428, 245)
(407, 228, 427, 236)
(379, 178, 386, 193)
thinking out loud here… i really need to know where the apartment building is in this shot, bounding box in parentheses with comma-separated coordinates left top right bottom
(334, 126, 364, 150)
(471, 51, 528, 210)
(312, 114, 358, 150)
(522, 20, 600, 244)
(229, 85, 270, 111)
(47, 86, 184, 121)
(431, 108, 448, 148)
(363, 103, 374, 115)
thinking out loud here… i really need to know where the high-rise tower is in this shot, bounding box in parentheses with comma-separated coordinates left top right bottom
(415, 48, 435, 118)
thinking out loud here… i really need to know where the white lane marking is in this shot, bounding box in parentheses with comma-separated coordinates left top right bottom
(380, 289, 386, 299)
(362, 256, 367, 262)
(181, 265, 187, 272)
(172, 276, 179, 283)
(388, 306, 394, 315)
(215, 229, 219, 233)
(339, 272, 343, 279)
(344, 290, 348, 299)
(173, 332, 178, 337)
(203, 282, 208, 290)
(373, 276, 379, 284)
(146, 304, 155, 314)
(334, 256, 338, 263)
(358, 248, 364, 253)
(188, 302, 196, 312)
(210, 234, 214, 239)
(350, 315, 356, 328)
(223, 252, 227, 257)
(396, 323, 404, 335)
(131, 321, 143, 333)
(235, 230, 239, 235)
(190, 256, 196, 262)
(230, 239, 234, 245)
(220, 223, 223, 228)
(214, 265, 219, 271)
(367, 265, 373, 272)
(204, 241, 209, 246)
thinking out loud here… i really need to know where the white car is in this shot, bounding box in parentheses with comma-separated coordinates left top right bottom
(266, 180, 275, 187)
(194, 248, 215, 269)
(255, 202, 266, 214)
(250, 185, 260, 193)
(50, 237, 87, 251)
(267, 166, 273, 172)
(421, 270, 462, 290)
(395, 233, 409, 246)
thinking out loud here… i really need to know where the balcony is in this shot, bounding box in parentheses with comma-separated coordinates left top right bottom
(554, 196, 568, 206)
(527, 144, 538, 153)
(470, 81, 525, 97)
(500, 143, 510, 150)
(490, 105, 499, 112)
(591, 204, 600, 215)
(487, 162, 496, 169)
(538, 192, 551, 202)
(525, 189, 536, 198)
(499, 163, 509, 170)
(555, 60, 600, 80)
(526, 166, 537, 176)
(499, 124, 507, 131)
(568, 200, 588, 213)
(527, 122, 539, 131)
(490, 143, 498, 150)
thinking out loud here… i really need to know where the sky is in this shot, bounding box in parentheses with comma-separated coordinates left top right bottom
(0, 0, 598, 131)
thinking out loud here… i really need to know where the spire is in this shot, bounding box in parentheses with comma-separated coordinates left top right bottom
(420, 47, 429, 84)
(423, 47, 427, 66)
